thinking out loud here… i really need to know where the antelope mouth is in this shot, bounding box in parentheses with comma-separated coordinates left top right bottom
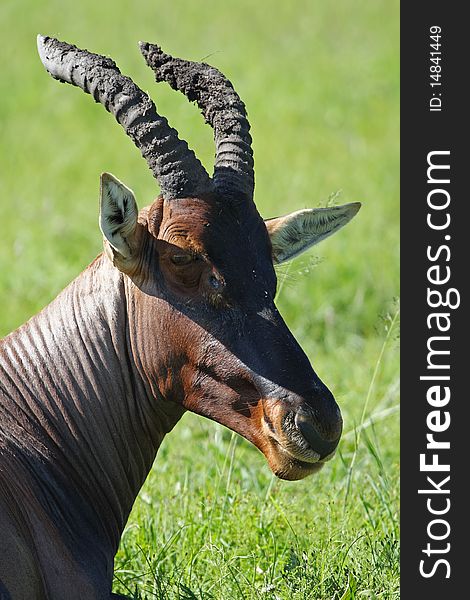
(268, 441, 326, 481)
(261, 409, 341, 481)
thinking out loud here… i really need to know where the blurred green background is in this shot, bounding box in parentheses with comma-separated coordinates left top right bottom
(0, 0, 399, 598)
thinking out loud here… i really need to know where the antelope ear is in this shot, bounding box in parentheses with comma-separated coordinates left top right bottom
(99, 173, 139, 263)
(265, 202, 361, 264)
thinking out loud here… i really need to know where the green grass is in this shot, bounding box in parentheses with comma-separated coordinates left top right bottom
(0, 0, 399, 598)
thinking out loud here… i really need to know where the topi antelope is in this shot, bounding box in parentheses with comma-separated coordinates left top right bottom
(0, 36, 360, 599)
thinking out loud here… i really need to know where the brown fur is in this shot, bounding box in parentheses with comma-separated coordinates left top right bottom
(0, 193, 343, 597)
(1, 35, 358, 599)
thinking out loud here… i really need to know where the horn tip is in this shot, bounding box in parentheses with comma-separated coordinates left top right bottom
(139, 40, 157, 56)
(37, 33, 47, 50)
(139, 40, 166, 63)
(37, 34, 51, 65)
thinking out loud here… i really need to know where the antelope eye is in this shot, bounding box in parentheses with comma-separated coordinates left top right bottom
(170, 253, 195, 266)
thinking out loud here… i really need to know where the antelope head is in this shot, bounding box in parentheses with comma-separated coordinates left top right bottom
(37, 36, 360, 481)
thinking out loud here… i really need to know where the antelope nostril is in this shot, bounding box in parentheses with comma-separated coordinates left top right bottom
(294, 411, 340, 460)
(209, 274, 222, 290)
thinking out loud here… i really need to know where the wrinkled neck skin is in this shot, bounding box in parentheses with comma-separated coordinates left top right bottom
(0, 254, 184, 593)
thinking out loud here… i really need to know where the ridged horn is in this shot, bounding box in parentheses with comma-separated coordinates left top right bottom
(139, 42, 254, 201)
(37, 35, 213, 200)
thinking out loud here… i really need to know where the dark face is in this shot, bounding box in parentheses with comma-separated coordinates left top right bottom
(39, 35, 359, 482)
(125, 194, 343, 481)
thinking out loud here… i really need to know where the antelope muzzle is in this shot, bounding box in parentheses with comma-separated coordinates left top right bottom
(257, 380, 343, 481)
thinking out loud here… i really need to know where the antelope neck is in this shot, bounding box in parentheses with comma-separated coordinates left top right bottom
(0, 255, 184, 562)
